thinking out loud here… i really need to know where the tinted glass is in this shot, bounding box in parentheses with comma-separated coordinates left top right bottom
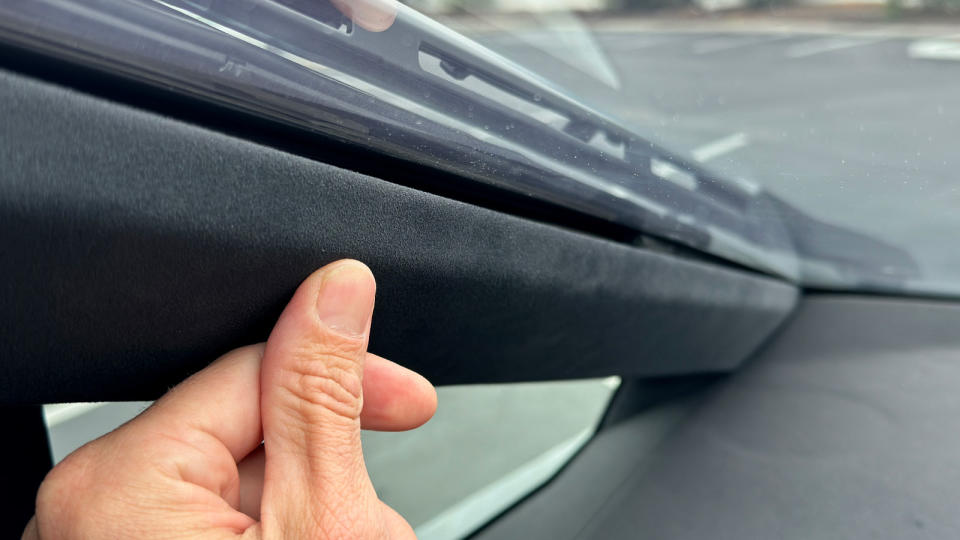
(3, 0, 957, 295)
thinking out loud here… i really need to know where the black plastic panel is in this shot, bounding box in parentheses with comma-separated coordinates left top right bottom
(478, 294, 960, 540)
(0, 70, 797, 403)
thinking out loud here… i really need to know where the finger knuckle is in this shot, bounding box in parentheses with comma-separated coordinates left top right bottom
(279, 339, 365, 421)
(35, 446, 96, 532)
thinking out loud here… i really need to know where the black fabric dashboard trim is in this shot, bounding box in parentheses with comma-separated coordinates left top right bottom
(0, 70, 797, 403)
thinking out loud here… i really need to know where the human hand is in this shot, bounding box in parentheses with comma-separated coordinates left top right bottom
(23, 260, 437, 539)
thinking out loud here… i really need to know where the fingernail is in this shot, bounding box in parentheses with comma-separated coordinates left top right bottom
(316, 262, 375, 336)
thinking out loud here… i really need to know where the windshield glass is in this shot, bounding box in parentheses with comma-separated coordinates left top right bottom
(420, 1, 959, 295)
(2, 0, 956, 295)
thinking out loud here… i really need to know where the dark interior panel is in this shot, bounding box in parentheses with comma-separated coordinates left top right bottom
(0, 69, 796, 403)
(477, 295, 960, 539)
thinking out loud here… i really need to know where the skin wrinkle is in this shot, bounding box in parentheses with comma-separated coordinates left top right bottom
(277, 360, 364, 420)
(274, 334, 368, 423)
(266, 413, 365, 485)
(313, 502, 385, 540)
(152, 429, 241, 504)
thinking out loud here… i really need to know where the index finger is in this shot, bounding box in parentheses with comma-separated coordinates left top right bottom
(330, 0, 398, 32)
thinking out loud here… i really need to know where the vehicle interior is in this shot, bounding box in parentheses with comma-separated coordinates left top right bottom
(3, 0, 959, 538)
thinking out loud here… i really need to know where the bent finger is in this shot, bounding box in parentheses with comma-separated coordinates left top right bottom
(362, 353, 437, 431)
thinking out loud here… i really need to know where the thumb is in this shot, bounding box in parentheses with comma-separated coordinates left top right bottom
(256, 260, 386, 539)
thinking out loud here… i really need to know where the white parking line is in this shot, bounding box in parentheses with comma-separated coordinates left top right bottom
(651, 158, 698, 190)
(786, 37, 885, 58)
(909, 38, 960, 61)
(692, 132, 749, 162)
(609, 36, 681, 51)
(692, 34, 793, 55)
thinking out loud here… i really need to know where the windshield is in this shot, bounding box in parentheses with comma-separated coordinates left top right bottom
(3, 0, 956, 295)
(422, 1, 959, 295)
